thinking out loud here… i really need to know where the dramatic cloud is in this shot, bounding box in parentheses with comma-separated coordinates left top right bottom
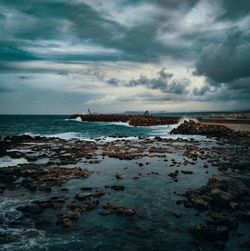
(0, 0, 249, 113)
(195, 29, 250, 84)
(126, 68, 189, 94)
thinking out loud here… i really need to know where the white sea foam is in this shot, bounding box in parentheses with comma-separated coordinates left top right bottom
(65, 117, 87, 122)
(95, 136, 139, 142)
(104, 121, 131, 127)
(45, 132, 84, 140)
(147, 117, 209, 141)
(6, 149, 32, 153)
(0, 156, 28, 168)
(176, 117, 198, 126)
(75, 116, 82, 122)
(44, 132, 96, 141)
(20, 132, 39, 137)
(44, 132, 139, 142)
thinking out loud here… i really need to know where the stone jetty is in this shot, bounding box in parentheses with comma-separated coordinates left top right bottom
(69, 114, 179, 126)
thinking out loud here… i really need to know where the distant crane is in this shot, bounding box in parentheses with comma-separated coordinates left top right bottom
(88, 108, 92, 115)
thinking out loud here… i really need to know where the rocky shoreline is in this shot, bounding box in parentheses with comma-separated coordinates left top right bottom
(0, 123, 249, 250)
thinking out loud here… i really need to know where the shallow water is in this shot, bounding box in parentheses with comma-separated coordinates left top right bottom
(1, 140, 248, 251)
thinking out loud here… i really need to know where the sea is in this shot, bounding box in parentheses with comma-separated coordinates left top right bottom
(0, 114, 205, 141)
(1, 115, 246, 251)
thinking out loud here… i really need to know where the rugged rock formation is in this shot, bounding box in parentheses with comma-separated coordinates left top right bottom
(0, 165, 92, 192)
(101, 203, 136, 216)
(183, 173, 250, 245)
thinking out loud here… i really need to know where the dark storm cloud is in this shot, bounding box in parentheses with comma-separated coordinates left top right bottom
(0, 0, 203, 66)
(0, 0, 250, 113)
(220, 0, 250, 20)
(1, 0, 249, 65)
(195, 29, 250, 84)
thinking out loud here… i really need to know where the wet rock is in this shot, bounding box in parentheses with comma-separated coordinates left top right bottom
(116, 207, 136, 216)
(102, 203, 136, 216)
(190, 224, 229, 241)
(210, 188, 236, 208)
(89, 160, 101, 164)
(239, 240, 250, 249)
(110, 185, 125, 191)
(17, 205, 44, 217)
(183, 160, 188, 165)
(168, 170, 179, 182)
(81, 198, 99, 210)
(93, 190, 106, 197)
(151, 171, 159, 175)
(38, 186, 52, 193)
(32, 197, 66, 209)
(80, 187, 92, 191)
(35, 219, 51, 228)
(190, 197, 210, 210)
(61, 188, 69, 192)
(181, 170, 193, 174)
(75, 192, 92, 200)
(208, 174, 250, 197)
(99, 209, 114, 216)
(0, 165, 92, 192)
(237, 211, 250, 222)
(213, 241, 226, 250)
(172, 212, 182, 218)
(154, 136, 163, 141)
(57, 208, 83, 228)
(115, 172, 125, 179)
(206, 213, 238, 230)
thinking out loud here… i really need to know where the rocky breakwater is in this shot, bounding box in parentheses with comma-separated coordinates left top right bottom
(70, 114, 178, 126)
(171, 120, 247, 140)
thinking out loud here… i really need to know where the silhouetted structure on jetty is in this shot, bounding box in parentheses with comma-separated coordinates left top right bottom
(69, 113, 179, 126)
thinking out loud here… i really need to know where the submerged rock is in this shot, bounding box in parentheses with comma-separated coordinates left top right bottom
(168, 170, 179, 182)
(17, 205, 44, 217)
(190, 224, 229, 241)
(181, 170, 194, 174)
(76, 192, 92, 200)
(115, 172, 125, 179)
(110, 185, 125, 191)
(102, 203, 136, 216)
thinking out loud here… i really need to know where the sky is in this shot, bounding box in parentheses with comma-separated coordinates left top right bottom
(0, 0, 249, 114)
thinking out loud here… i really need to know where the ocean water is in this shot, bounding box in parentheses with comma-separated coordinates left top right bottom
(0, 115, 204, 141)
(0, 115, 248, 251)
